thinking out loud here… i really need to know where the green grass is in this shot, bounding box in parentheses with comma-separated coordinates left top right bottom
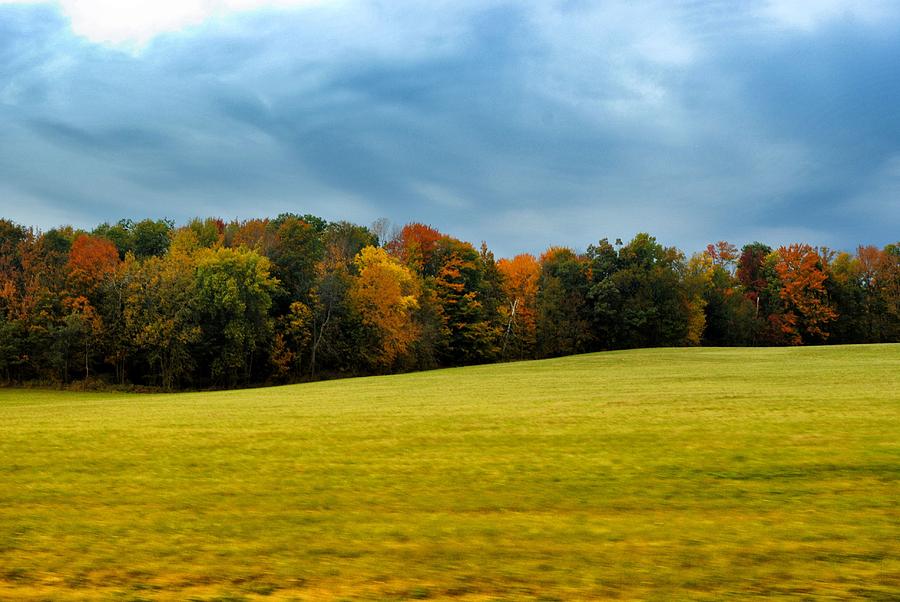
(1, 345, 899, 601)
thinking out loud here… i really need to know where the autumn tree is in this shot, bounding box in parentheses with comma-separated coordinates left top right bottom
(707, 241, 739, 274)
(430, 237, 501, 365)
(773, 244, 837, 344)
(689, 243, 756, 346)
(497, 253, 540, 359)
(829, 245, 900, 343)
(737, 242, 772, 298)
(0, 220, 28, 319)
(271, 300, 313, 381)
(225, 218, 271, 251)
(855, 245, 898, 341)
(734, 242, 777, 342)
(67, 234, 120, 295)
(386, 222, 444, 274)
(308, 258, 358, 376)
(260, 213, 372, 376)
(350, 246, 420, 371)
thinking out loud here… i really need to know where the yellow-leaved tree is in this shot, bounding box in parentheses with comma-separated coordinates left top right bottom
(350, 246, 419, 370)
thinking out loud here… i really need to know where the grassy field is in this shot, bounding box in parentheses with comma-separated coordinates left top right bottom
(1, 346, 898, 601)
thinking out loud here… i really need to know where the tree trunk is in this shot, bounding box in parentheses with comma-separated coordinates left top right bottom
(502, 298, 519, 357)
(310, 306, 332, 378)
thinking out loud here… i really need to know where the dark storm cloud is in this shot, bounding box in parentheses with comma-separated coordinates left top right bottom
(0, 1, 898, 255)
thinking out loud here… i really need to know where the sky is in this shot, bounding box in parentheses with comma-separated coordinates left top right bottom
(1, 0, 899, 257)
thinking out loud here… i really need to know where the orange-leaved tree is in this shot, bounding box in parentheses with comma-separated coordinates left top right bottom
(227, 218, 271, 252)
(385, 223, 444, 274)
(774, 243, 837, 344)
(67, 234, 120, 296)
(497, 253, 540, 358)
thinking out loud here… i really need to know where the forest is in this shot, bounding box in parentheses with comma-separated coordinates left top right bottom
(0, 215, 898, 389)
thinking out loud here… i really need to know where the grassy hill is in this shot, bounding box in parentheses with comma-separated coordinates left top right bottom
(1, 346, 899, 600)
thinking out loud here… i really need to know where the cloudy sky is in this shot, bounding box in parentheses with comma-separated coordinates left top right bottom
(1, 0, 898, 256)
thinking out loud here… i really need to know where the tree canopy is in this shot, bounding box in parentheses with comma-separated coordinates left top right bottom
(0, 215, 897, 389)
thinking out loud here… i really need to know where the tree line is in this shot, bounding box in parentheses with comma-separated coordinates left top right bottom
(0, 215, 898, 389)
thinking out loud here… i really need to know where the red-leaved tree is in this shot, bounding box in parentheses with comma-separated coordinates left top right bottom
(774, 243, 837, 344)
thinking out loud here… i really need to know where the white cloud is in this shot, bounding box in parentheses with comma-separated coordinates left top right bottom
(0, 0, 332, 47)
(523, 2, 698, 137)
(760, 0, 896, 31)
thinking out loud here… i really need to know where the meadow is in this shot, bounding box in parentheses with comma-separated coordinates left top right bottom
(1, 345, 898, 601)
